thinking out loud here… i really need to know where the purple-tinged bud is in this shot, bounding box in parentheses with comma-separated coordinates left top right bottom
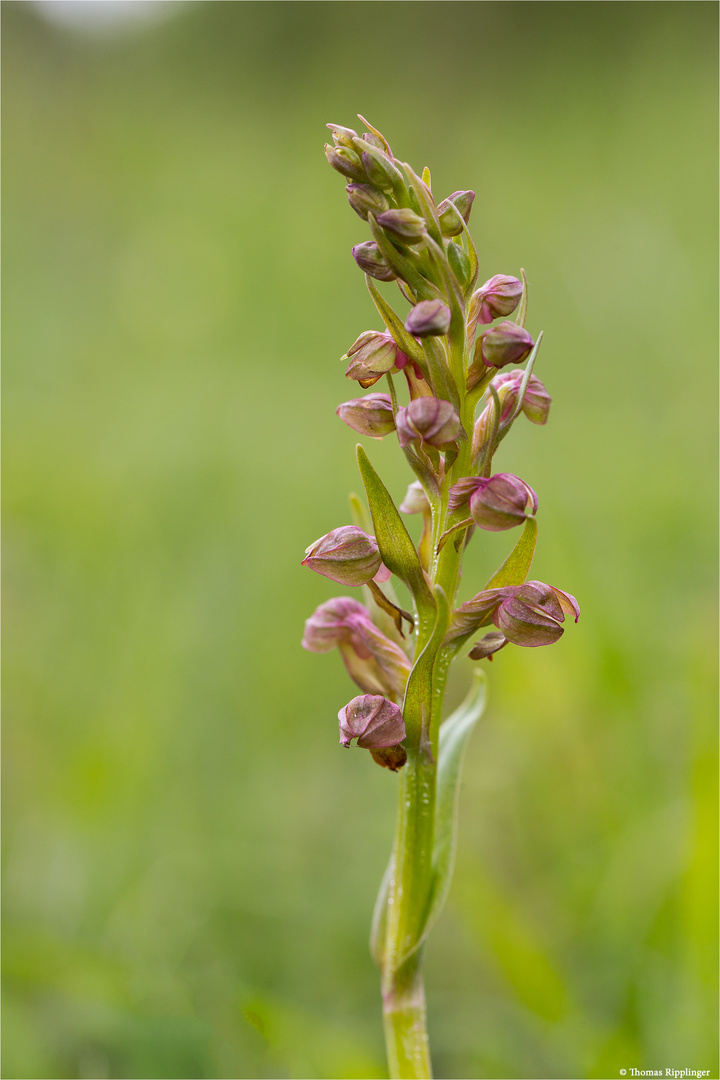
(342, 330, 399, 387)
(302, 598, 412, 698)
(324, 143, 366, 183)
(447, 242, 471, 286)
(474, 275, 523, 324)
(437, 190, 475, 236)
(399, 480, 431, 515)
(467, 473, 537, 531)
(356, 142, 404, 191)
(338, 694, 406, 749)
(448, 474, 537, 529)
(302, 596, 371, 653)
(346, 183, 390, 221)
(336, 393, 396, 439)
(480, 321, 534, 369)
(376, 208, 427, 244)
(405, 300, 452, 338)
(468, 632, 508, 660)
(493, 581, 580, 648)
(302, 526, 383, 586)
(396, 396, 461, 449)
(358, 132, 386, 152)
(450, 190, 475, 222)
(352, 241, 397, 282)
(491, 370, 551, 425)
(326, 123, 358, 149)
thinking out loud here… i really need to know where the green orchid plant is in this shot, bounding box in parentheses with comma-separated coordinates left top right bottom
(302, 117, 579, 1080)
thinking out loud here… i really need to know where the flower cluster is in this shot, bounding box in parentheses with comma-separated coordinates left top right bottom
(303, 118, 579, 768)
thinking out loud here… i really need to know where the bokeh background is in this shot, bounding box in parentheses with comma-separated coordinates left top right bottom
(3, 2, 717, 1078)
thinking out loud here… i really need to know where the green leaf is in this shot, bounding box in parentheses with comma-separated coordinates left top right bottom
(401, 584, 449, 749)
(420, 670, 487, 943)
(397, 161, 443, 246)
(356, 445, 436, 627)
(515, 267, 529, 328)
(348, 491, 372, 534)
(495, 330, 544, 451)
(484, 515, 537, 589)
(369, 851, 394, 969)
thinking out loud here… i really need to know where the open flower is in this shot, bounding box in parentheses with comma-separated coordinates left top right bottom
(448, 473, 537, 531)
(302, 598, 411, 700)
(446, 581, 579, 647)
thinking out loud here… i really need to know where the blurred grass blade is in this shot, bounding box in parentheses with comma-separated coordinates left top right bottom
(370, 852, 395, 969)
(484, 516, 537, 589)
(356, 445, 436, 626)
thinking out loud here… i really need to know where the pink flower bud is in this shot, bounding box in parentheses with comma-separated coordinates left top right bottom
(342, 330, 399, 387)
(352, 241, 397, 282)
(473, 275, 523, 324)
(302, 526, 383, 586)
(324, 143, 366, 183)
(336, 393, 395, 438)
(490, 370, 551, 425)
(445, 581, 579, 648)
(396, 396, 461, 449)
(357, 142, 404, 191)
(346, 183, 390, 221)
(480, 321, 534, 369)
(493, 581, 580, 648)
(405, 300, 451, 338)
(467, 473, 537, 532)
(338, 694, 406, 749)
(437, 190, 475, 236)
(376, 208, 427, 244)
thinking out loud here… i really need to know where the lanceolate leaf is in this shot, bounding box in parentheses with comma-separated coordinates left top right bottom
(419, 669, 487, 945)
(397, 161, 443, 246)
(356, 445, 436, 627)
(484, 515, 537, 589)
(370, 851, 395, 969)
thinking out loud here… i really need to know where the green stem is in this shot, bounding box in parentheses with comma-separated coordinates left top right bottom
(383, 950, 432, 1079)
(380, 259, 473, 1080)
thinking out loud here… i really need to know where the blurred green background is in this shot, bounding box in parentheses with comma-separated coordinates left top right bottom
(3, 2, 717, 1078)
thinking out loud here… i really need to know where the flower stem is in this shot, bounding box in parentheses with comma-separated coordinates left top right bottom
(383, 949, 432, 1079)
